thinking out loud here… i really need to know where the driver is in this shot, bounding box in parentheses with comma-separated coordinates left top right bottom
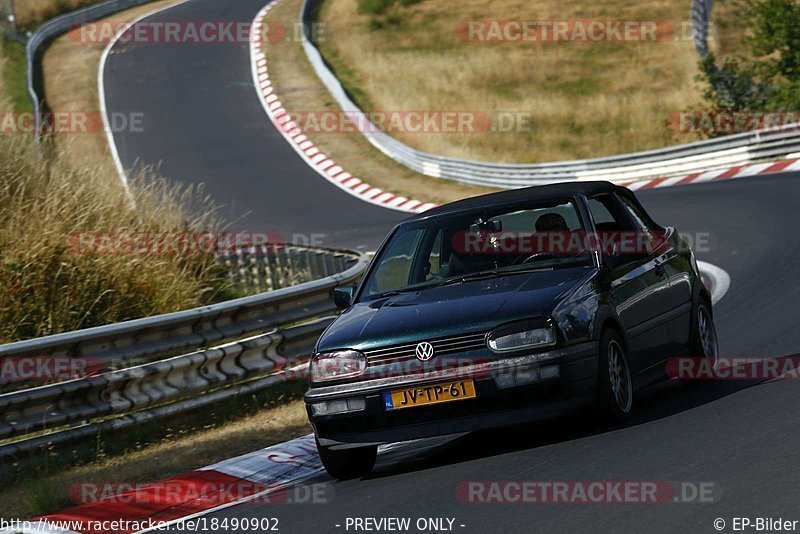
(535, 212, 569, 232)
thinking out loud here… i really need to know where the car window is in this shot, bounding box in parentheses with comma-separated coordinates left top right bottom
(617, 194, 657, 233)
(497, 207, 582, 232)
(361, 200, 593, 300)
(365, 228, 424, 295)
(588, 195, 629, 231)
(589, 194, 658, 261)
(426, 230, 442, 280)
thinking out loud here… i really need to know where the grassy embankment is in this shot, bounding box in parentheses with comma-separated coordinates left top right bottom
(316, 0, 743, 162)
(0, 2, 311, 516)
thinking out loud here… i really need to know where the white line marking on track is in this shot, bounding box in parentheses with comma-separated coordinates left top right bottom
(98, 0, 194, 209)
(697, 261, 731, 305)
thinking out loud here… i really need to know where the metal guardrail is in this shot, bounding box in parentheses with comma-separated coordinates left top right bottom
(0, 245, 363, 371)
(222, 243, 356, 295)
(0, 246, 367, 459)
(14, 1, 372, 461)
(299, 0, 800, 188)
(691, 0, 713, 57)
(26, 0, 157, 145)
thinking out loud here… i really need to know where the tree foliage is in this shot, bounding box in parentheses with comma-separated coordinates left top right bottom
(700, 0, 800, 112)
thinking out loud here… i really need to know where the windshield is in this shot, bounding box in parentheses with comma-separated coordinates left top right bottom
(360, 199, 594, 300)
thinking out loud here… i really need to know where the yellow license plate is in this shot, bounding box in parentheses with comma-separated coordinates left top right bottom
(383, 379, 476, 411)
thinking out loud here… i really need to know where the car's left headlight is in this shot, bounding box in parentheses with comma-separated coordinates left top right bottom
(487, 319, 557, 353)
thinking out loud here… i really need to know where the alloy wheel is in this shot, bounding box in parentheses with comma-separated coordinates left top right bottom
(607, 339, 632, 413)
(698, 305, 719, 369)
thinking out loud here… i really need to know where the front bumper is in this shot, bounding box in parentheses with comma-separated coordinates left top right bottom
(306, 341, 599, 448)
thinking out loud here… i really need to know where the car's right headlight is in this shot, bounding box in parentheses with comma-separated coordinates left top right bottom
(487, 319, 557, 353)
(310, 350, 367, 382)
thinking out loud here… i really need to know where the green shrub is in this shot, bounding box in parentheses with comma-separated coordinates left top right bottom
(699, 0, 800, 124)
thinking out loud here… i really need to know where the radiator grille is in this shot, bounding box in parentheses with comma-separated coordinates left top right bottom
(363, 332, 487, 365)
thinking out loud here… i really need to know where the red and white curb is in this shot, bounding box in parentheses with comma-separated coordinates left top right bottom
(3, 435, 323, 534)
(249, 1, 437, 214)
(250, 1, 800, 204)
(3, 432, 472, 534)
(620, 158, 800, 191)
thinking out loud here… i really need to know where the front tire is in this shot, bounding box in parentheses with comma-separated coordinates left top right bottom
(316, 438, 377, 480)
(692, 300, 719, 368)
(596, 329, 634, 420)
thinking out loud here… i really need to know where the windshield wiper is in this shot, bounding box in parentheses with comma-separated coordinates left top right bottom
(366, 260, 589, 300)
(366, 271, 510, 299)
(367, 289, 407, 300)
(440, 267, 551, 286)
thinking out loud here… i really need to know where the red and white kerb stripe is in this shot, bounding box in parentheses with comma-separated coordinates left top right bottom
(620, 158, 800, 191)
(9, 435, 323, 534)
(249, 1, 437, 213)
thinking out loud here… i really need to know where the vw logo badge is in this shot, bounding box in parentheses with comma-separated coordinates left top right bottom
(415, 342, 435, 362)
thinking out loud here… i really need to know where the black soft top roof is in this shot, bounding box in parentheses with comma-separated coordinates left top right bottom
(405, 181, 626, 221)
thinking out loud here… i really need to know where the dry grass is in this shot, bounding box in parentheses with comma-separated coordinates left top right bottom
(264, 0, 494, 204)
(315, 0, 717, 162)
(0, 4, 311, 520)
(0, 31, 8, 95)
(0, 135, 234, 342)
(0, 0, 235, 343)
(0, 398, 311, 518)
(709, 0, 750, 60)
(14, 0, 104, 28)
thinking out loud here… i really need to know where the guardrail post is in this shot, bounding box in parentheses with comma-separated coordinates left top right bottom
(333, 253, 346, 274)
(255, 243, 269, 292)
(313, 251, 327, 278)
(267, 244, 280, 291)
(298, 249, 312, 282)
(323, 252, 336, 277)
(276, 245, 290, 288)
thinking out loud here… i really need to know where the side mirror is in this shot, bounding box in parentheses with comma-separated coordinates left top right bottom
(333, 286, 356, 309)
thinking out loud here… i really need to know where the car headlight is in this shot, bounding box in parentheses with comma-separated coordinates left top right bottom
(487, 319, 557, 353)
(310, 350, 367, 382)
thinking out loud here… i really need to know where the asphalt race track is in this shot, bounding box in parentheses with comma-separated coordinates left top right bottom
(102, 0, 404, 251)
(175, 175, 800, 534)
(102, 1, 800, 532)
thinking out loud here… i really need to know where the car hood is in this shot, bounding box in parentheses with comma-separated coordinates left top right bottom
(318, 266, 595, 352)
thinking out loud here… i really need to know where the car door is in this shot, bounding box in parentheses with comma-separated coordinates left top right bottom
(616, 193, 694, 357)
(588, 194, 673, 374)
